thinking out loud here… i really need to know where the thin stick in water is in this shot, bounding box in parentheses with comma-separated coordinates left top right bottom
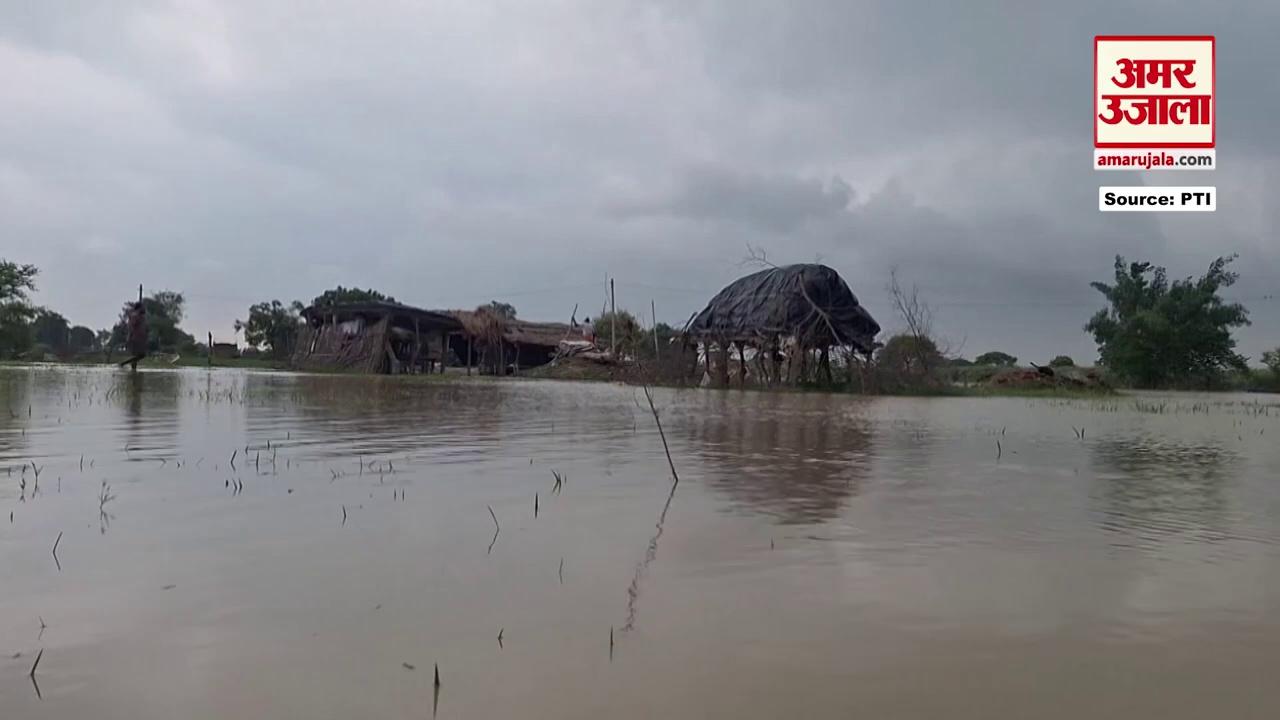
(487, 505, 500, 554)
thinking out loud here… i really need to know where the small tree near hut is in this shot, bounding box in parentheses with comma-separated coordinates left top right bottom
(237, 300, 305, 359)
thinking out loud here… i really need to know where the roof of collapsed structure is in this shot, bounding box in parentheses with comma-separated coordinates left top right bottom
(685, 264, 881, 350)
(301, 301, 462, 329)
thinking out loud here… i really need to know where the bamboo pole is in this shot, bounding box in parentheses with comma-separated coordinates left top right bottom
(651, 299, 659, 360)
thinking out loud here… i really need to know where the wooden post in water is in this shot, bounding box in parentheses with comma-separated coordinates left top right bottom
(466, 335, 473, 376)
(651, 299, 659, 361)
(208, 332, 213, 367)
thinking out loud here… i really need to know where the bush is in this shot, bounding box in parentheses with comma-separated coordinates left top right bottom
(1049, 355, 1075, 367)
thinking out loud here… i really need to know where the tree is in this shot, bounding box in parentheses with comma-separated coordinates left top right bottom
(110, 290, 196, 353)
(482, 301, 517, 320)
(596, 310, 643, 355)
(877, 333, 944, 387)
(1049, 355, 1075, 367)
(1086, 255, 1250, 388)
(311, 286, 396, 308)
(0, 259, 39, 357)
(69, 326, 98, 352)
(236, 300, 305, 358)
(1263, 348, 1280, 381)
(886, 267, 945, 375)
(975, 351, 1017, 367)
(31, 308, 70, 353)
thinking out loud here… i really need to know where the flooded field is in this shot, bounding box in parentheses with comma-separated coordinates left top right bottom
(4, 366, 1280, 718)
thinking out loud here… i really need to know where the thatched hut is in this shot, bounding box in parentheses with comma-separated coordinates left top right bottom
(293, 301, 462, 374)
(684, 264, 880, 386)
(447, 309, 576, 374)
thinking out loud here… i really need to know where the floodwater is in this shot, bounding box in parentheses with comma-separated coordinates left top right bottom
(3, 367, 1280, 718)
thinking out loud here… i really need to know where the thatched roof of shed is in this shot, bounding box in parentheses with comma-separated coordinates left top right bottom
(447, 310, 575, 349)
(686, 264, 880, 350)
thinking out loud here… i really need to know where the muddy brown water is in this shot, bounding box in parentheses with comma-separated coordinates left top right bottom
(3, 366, 1280, 718)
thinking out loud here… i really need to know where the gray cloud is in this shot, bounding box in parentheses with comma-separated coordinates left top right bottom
(2, 0, 1277, 362)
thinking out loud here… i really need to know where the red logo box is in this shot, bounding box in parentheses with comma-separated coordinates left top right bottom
(1094, 35, 1215, 149)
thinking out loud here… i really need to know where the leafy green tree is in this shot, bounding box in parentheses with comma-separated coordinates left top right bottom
(975, 351, 1017, 367)
(1049, 355, 1075, 367)
(1263, 348, 1280, 381)
(310, 286, 396, 308)
(877, 334, 943, 378)
(69, 325, 98, 352)
(595, 310, 643, 354)
(32, 308, 70, 352)
(0, 259, 39, 357)
(1086, 255, 1249, 388)
(236, 300, 305, 358)
(975, 351, 1016, 366)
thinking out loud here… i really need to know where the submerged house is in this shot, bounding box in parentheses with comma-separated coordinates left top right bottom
(684, 263, 881, 386)
(447, 309, 576, 374)
(293, 301, 462, 374)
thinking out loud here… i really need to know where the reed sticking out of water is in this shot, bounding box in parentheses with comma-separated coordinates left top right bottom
(342, 505, 348, 526)
(52, 532, 62, 571)
(497, 628, 504, 648)
(230, 450, 237, 471)
(535, 493, 539, 518)
(559, 557, 564, 584)
(29, 648, 43, 678)
(996, 440, 1003, 461)
(551, 470, 564, 494)
(487, 505, 500, 554)
(640, 383, 679, 486)
(622, 379, 684, 633)
(609, 627, 615, 660)
(432, 664, 441, 718)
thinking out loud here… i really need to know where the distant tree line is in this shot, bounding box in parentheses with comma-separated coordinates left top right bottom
(2, 259, 195, 359)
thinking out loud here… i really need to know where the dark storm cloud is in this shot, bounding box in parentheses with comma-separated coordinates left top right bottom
(1, 0, 1277, 361)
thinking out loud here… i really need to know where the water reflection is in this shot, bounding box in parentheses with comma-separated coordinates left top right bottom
(0, 369, 31, 475)
(681, 391, 874, 523)
(1090, 436, 1236, 545)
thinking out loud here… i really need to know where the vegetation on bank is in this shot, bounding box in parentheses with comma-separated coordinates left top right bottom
(4, 253, 1279, 395)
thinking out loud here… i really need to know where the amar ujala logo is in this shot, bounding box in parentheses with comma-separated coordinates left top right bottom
(1095, 35, 1215, 149)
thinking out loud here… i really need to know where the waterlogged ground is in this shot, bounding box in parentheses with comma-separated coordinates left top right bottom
(3, 366, 1280, 718)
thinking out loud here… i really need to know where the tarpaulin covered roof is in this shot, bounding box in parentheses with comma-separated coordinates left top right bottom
(686, 264, 880, 350)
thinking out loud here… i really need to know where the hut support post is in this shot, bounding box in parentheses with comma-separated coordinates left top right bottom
(716, 340, 730, 388)
(412, 319, 421, 373)
(439, 332, 447, 374)
(467, 335, 473, 376)
(737, 343, 747, 388)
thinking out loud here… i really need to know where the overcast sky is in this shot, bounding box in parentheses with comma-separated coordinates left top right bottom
(3, 1, 1277, 363)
